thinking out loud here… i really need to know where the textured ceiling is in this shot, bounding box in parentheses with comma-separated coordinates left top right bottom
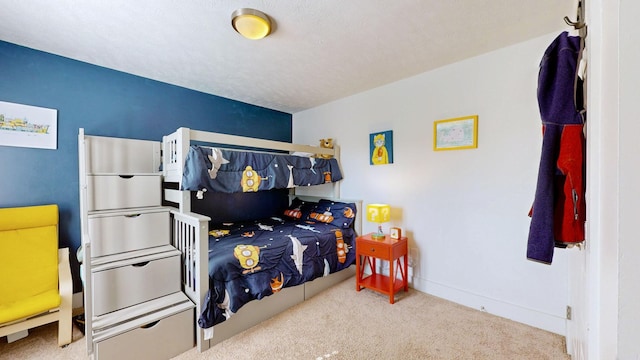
(0, 0, 575, 113)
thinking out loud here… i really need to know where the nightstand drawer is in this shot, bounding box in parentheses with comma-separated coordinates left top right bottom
(92, 253, 180, 316)
(88, 208, 170, 257)
(358, 241, 390, 258)
(87, 174, 161, 211)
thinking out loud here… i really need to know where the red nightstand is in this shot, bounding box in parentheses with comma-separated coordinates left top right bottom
(355, 233, 408, 304)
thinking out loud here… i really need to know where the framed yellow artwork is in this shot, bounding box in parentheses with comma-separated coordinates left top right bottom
(369, 130, 394, 165)
(433, 115, 478, 151)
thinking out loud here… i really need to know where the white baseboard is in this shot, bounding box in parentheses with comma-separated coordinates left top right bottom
(410, 275, 566, 336)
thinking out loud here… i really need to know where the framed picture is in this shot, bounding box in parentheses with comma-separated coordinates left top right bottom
(433, 115, 478, 151)
(390, 227, 402, 240)
(370, 130, 394, 165)
(0, 101, 58, 150)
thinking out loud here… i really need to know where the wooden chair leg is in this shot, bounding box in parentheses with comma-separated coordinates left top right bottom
(58, 248, 73, 347)
(58, 309, 73, 346)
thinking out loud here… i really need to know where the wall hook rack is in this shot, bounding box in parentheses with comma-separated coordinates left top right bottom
(564, 0, 587, 38)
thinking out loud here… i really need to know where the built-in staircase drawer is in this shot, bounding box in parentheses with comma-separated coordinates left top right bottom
(94, 304, 193, 360)
(85, 135, 161, 175)
(88, 208, 170, 257)
(91, 252, 180, 316)
(87, 174, 161, 211)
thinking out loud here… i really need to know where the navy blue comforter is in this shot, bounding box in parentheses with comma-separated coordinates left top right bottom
(182, 146, 343, 193)
(197, 216, 356, 328)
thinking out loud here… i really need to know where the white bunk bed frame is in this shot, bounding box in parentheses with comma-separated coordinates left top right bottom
(162, 127, 361, 352)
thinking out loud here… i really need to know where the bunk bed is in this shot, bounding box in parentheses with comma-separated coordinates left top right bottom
(162, 128, 361, 352)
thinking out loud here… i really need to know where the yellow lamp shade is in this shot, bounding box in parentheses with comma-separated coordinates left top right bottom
(232, 8, 272, 40)
(366, 204, 391, 223)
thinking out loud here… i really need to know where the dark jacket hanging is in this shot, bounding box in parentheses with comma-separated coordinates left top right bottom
(527, 31, 586, 264)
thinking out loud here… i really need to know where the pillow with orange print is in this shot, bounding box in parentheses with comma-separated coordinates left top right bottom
(309, 200, 357, 228)
(283, 197, 317, 220)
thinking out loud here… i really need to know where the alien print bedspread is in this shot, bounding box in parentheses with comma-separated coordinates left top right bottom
(182, 145, 343, 193)
(197, 216, 356, 329)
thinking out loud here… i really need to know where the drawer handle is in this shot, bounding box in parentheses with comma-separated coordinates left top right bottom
(118, 175, 134, 179)
(124, 213, 141, 218)
(371, 248, 375, 252)
(140, 320, 160, 329)
(132, 261, 150, 267)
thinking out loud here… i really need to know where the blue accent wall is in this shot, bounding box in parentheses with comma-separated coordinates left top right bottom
(0, 41, 291, 291)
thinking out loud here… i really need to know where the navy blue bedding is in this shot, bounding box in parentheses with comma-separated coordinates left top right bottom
(182, 145, 343, 193)
(197, 216, 356, 328)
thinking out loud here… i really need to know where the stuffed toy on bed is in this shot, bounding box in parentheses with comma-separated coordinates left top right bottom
(317, 138, 334, 159)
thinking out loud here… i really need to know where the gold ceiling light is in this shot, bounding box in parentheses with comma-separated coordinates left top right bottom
(231, 8, 272, 40)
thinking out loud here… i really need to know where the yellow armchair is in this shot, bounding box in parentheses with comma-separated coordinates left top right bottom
(0, 204, 73, 347)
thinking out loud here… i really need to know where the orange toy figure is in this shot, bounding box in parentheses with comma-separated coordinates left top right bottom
(323, 171, 332, 183)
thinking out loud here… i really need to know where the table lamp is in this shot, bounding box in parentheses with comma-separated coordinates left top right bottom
(366, 203, 391, 240)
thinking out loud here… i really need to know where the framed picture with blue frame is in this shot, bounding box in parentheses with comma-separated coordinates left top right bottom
(369, 130, 393, 165)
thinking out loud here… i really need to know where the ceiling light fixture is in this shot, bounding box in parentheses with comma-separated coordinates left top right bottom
(231, 8, 272, 40)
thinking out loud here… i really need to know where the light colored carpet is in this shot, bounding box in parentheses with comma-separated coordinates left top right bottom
(0, 277, 569, 359)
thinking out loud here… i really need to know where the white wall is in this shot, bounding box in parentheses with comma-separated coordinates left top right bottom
(581, 0, 620, 358)
(617, 0, 640, 357)
(293, 33, 570, 335)
(583, 0, 640, 358)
